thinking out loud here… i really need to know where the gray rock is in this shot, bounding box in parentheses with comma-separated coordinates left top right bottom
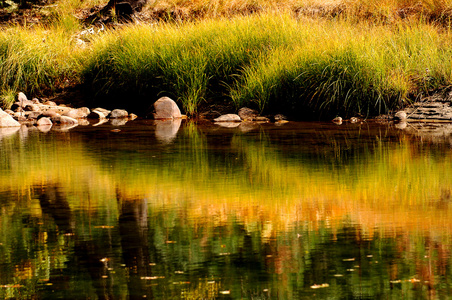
(238, 107, 259, 121)
(152, 97, 182, 120)
(110, 109, 128, 118)
(214, 114, 241, 122)
(0, 109, 21, 127)
(37, 117, 53, 126)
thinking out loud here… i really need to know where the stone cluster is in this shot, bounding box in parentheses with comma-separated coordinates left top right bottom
(1, 92, 136, 129)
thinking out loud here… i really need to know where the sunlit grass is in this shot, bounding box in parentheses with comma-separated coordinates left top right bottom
(0, 25, 85, 107)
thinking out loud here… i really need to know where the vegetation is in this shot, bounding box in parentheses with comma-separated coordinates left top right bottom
(2, 0, 452, 118)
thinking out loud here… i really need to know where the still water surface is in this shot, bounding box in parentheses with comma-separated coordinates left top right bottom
(0, 120, 451, 299)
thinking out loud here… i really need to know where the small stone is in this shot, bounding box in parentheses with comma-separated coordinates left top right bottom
(110, 109, 128, 118)
(63, 107, 90, 119)
(214, 114, 241, 122)
(18, 92, 34, 108)
(394, 111, 407, 121)
(152, 97, 182, 120)
(274, 114, 287, 121)
(41, 110, 60, 118)
(37, 117, 53, 126)
(350, 117, 359, 123)
(332, 117, 342, 124)
(238, 107, 259, 121)
(129, 113, 138, 120)
(93, 108, 111, 117)
(59, 116, 78, 125)
(255, 116, 270, 122)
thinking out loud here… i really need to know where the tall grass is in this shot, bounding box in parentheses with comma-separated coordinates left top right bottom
(2, 8, 452, 117)
(230, 20, 452, 118)
(82, 14, 452, 117)
(0, 25, 85, 108)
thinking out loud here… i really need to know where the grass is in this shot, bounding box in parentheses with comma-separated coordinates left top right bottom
(2, 1, 452, 117)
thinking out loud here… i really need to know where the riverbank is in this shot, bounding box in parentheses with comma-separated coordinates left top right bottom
(2, 1, 452, 120)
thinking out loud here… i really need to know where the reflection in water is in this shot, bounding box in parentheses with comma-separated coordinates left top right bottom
(0, 127, 20, 139)
(154, 119, 182, 143)
(0, 121, 451, 298)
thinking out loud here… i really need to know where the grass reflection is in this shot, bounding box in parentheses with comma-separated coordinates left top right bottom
(0, 123, 451, 298)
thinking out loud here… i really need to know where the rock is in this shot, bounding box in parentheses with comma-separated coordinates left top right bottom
(0, 109, 21, 127)
(92, 108, 111, 118)
(88, 110, 106, 119)
(37, 117, 53, 126)
(4, 109, 14, 116)
(214, 114, 241, 122)
(332, 116, 342, 125)
(394, 111, 407, 121)
(32, 98, 40, 104)
(41, 110, 61, 118)
(254, 116, 270, 122)
(24, 104, 42, 112)
(152, 97, 182, 120)
(63, 107, 90, 119)
(238, 107, 259, 121)
(17, 92, 34, 108)
(59, 116, 78, 125)
(129, 113, 138, 120)
(110, 109, 128, 118)
(349, 117, 359, 123)
(26, 111, 42, 120)
(43, 101, 57, 106)
(274, 114, 287, 121)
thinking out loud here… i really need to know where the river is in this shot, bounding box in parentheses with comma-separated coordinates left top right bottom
(0, 119, 451, 299)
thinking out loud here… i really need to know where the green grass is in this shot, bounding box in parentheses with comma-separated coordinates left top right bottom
(2, 9, 452, 118)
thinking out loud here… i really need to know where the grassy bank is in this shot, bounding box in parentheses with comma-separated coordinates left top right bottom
(2, 4, 452, 118)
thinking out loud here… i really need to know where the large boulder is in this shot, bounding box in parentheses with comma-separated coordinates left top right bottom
(152, 97, 182, 120)
(0, 109, 21, 127)
(214, 114, 241, 122)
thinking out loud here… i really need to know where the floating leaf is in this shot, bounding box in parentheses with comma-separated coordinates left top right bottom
(311, 283, 329, 289)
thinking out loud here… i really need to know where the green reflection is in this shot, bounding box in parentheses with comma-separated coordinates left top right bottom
(0, 122, 451, 299)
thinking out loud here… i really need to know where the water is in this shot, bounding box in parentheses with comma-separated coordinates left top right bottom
(0, 120, 451, 299)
